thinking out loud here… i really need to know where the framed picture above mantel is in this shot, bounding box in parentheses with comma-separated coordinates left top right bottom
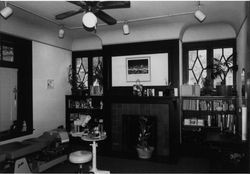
(126, 56, 151, 82)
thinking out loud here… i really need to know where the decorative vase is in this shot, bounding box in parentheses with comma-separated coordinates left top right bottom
(136, 147, 154, 159)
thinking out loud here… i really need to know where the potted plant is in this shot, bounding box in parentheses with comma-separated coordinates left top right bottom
(205, 55, 237, 96)
(136, 116, 154, 159)
(201, 76, 214, 96)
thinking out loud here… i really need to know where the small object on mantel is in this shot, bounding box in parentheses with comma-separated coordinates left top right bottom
(181, 84, 200, 96)
(132, 79, 143, 96)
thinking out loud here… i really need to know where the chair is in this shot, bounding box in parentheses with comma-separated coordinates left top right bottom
(69, 150, 92, 174)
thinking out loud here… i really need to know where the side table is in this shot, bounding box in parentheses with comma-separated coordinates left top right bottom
(82, 134, 110, 174)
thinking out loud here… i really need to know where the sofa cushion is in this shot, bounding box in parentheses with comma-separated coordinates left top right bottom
(0, 141, 42, 160)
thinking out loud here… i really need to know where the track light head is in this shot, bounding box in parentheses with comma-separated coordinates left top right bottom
(0, 6, 13, 19)
(58, 28, 65, 39)
(194, 9, 206, 23)
(123, 22, 130, 35)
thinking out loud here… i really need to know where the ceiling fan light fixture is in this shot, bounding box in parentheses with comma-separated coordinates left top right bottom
(0, 2, 13, 19)
(123, 22, 130, 35)
(194, 9, 206, 23)
(82, 12, 97, 29)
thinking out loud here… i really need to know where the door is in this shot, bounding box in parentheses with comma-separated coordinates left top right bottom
(0, 67, 18, 132)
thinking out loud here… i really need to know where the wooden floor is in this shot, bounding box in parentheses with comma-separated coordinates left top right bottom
(44, 155, 210, 173)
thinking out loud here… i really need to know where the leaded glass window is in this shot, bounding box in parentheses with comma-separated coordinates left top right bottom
(92, 56, 103, 87)
(213, 48, 233, 87)
(184, 40, 236, 91)
(2, 45, 14, 62)
(76, 57, 88, 90)
(188, 49, 207, 86)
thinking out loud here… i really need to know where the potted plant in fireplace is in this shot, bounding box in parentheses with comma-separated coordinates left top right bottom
(136, 116, 154, 159)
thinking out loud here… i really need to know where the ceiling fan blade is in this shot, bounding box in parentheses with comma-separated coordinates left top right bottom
(55, 9, 84, 20)
(69, 1, 87, 9)
(95, 10, 117, 25)
(97, 1, 130, 9)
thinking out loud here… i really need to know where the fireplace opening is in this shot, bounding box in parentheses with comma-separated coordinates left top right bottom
(122, 115, 157, 156)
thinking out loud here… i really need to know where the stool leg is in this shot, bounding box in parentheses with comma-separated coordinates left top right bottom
(77, 164, 83, 174)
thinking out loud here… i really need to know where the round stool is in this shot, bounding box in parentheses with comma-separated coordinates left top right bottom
(69, 150, 92, 174)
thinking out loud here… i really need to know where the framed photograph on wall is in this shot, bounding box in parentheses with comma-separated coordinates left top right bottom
(126, 57, 151, 82)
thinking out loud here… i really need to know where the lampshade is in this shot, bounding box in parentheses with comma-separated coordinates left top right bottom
(0, 6, 13, 19)
(123, 23, 130, 35)
(194, 10, 206, 23)
(82, 12, 97, 29)
(58, 28, 65, 39)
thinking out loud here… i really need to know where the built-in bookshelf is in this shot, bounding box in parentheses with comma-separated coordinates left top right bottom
(181, 96, 238, 144)
(65, 95, 104, 132)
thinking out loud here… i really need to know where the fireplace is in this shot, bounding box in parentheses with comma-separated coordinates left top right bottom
(111, 102, 172, 157)
(122, 115, 157, 155)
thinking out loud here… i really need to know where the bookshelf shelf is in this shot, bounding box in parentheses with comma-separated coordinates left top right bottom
(181, 96, 238, 144)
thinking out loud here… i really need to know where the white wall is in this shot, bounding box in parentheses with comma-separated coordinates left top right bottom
(236, 18, 247, 104)
(182, 23, 236, 42)
(98, 22, 184, 45)
(71, 22, 184, 50)
(72, 34, 102, 51)
(32, 41, 71, 137)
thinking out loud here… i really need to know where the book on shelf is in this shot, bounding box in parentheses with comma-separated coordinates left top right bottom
(183, 99, 235, 112)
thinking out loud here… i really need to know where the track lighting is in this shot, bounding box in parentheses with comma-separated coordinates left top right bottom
(58, 27, 65, 39)
(123, 21, 130, 35)
(82, 12, 97, 30)
(194, 1, 206, 23)
(0, 2, 13, 19)
(194, 9, 206, 22)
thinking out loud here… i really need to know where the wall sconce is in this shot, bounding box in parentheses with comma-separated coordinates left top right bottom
(58, 27, 65, 39)
(194, 1, 206, 23)
(123, 21, 130, 35)
(0, 2, 13, 19)
(82, 11, 97, 31)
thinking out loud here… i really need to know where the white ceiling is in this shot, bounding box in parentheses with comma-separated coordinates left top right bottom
(3, 1, 247, 37)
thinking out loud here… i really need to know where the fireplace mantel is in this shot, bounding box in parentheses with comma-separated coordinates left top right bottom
(110, 96, 178, 104)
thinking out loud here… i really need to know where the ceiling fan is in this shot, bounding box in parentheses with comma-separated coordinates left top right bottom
(55, 1, 130, 28)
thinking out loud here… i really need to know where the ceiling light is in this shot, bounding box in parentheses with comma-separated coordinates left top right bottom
(58, 28, 65, 39)
(194, 9, 206, 23)
(0, 2, 13, 19)
(123, 22, 130, 35)
(82, 12, 97, 29)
